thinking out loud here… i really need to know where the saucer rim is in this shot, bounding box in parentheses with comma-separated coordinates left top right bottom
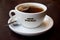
(8, 15, 54, 35)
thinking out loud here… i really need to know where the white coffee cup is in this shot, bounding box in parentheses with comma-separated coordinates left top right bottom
(9, 3, 47, 28)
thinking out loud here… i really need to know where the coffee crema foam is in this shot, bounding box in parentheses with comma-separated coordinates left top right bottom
(17, 5, 44, 13)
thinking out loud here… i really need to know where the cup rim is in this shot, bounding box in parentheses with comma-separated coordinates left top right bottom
(15, 2, 47, 15)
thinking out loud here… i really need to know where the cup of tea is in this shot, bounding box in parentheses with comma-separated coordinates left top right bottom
(9, 3, 47, 28)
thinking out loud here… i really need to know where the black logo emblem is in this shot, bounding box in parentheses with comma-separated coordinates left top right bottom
(25, 18, 36, 22)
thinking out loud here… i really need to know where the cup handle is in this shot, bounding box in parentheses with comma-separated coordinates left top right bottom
(9, 10, 16, 17)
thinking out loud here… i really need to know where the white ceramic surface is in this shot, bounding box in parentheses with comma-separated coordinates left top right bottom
(9, 3, 47, 28)
(8, 15, 54, 36)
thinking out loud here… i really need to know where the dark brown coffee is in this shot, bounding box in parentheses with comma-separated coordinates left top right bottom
(17, 6, 44, 13)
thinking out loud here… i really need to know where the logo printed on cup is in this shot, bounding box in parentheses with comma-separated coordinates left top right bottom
(25, 18, 36, 22)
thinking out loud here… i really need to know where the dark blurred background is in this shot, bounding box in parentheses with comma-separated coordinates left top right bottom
(0, 0, 60, 40)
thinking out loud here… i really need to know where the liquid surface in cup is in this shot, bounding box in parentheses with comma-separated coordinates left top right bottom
(17, 6, 44, 13)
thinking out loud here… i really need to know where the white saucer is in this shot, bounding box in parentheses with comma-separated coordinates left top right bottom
(8, 15, 54, 36)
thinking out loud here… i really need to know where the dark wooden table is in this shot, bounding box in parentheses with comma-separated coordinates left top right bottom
(0, 0, 60, 40)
